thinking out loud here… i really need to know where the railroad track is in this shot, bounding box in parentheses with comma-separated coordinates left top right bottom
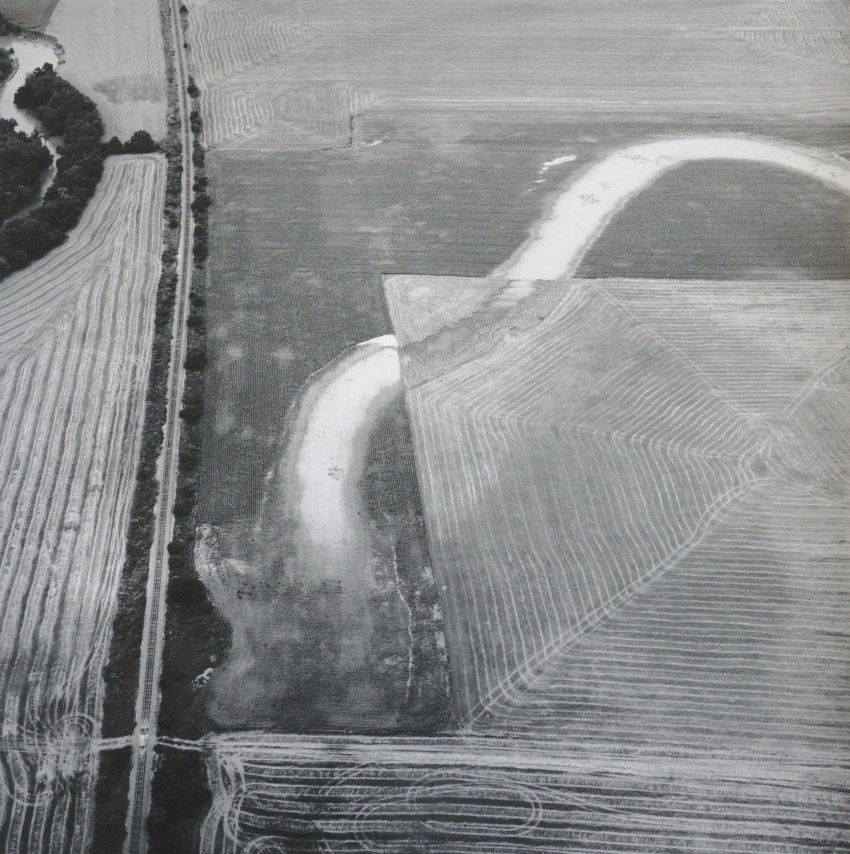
(124, 1, 195, 851)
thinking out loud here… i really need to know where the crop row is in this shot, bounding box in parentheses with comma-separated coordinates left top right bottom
(196, 733, 850, 852)
(0, 157, 164, 854)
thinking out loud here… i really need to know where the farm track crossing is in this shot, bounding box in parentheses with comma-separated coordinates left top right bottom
(0, 157, 165, 854)
(122, 1, 195, 851)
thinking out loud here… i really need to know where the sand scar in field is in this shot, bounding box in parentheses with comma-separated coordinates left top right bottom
(498, 137, 850, 283)
(285, 335, 401, 565)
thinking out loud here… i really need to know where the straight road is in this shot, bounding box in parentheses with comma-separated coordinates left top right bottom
(124, 1, 195, 851)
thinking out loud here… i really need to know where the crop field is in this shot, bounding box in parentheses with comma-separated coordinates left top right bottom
(46, 0, 167, 138)
(196, 733, 850, 852)
(171, 0, 850, 847)
(185, 0, 850, 155)
(193, 123, 611, 736)
(0, 156, 164, 854)
(390, 267, 850, 726)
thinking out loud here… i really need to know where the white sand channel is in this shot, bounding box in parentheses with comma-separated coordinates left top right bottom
(289, 335, 401, 568)
(498, 136, 850, 283)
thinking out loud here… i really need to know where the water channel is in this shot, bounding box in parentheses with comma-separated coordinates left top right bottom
(0, 34, 61, 206)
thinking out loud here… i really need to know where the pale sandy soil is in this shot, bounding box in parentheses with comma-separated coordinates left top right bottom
(289, 335, 401, 567)
(46, 0, 166, 139)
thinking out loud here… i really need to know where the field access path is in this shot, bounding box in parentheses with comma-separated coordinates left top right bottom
(124, 2, 195, 852)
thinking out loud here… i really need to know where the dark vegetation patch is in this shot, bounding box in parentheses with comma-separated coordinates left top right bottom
(0, 61, 104, 277)
(0, 116, 52, 223)
(98, 0, 181, 739)
(0, 12, 161, 278)
(156, 72, 230, 743)
(578, 160, 850, 280)
(147, 747, 211, 854)
(0, 46, 14, 83)
(359, 392, 452, 730)
(143, 6, 229, 847)
(94, 0, 185, 845)
(89, 747, 132, 854)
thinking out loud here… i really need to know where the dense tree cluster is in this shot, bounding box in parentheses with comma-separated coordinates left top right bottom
(0, 117, 53, 224)
(0, 63, 161, 279)
(103, 129, 159, 156)
(0, 63, 105, 277)
(0, 47, 14, 83)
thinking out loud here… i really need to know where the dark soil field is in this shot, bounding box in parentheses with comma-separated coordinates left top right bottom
(580, 158, 850, 279)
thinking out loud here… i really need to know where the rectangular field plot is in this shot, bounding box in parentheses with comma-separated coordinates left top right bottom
(388, 275, 850, 752)
(197, 733, 850, 852)
(0, 156, 164, 854)
(187, 0, 850, 152)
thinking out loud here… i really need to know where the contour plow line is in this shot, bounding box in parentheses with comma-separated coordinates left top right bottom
(464, 476, 762, 729)
(403, 133, 850, 728)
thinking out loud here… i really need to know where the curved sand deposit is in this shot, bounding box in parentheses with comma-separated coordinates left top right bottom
(286, 334, 401, 568)
(498, 137, 850, 283)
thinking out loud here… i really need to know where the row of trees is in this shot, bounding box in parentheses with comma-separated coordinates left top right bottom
(0, 117, 53, 224)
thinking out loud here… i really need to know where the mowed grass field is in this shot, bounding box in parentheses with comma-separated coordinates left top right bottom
(0, 156, 164, 854)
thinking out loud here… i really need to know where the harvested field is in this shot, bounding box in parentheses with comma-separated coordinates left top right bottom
(393, 269, 848, 721)
(0, 156, 164, 854)
(198, 733, 850, 852)
(188, 0, 850, 154)
(389, 147, 850, 719)
(46, 0, 167, 139)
